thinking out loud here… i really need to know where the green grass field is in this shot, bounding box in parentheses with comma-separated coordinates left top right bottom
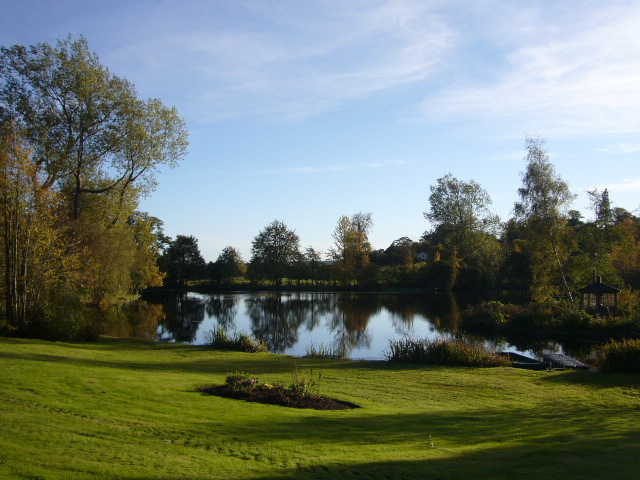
(1, 337, 639, 479)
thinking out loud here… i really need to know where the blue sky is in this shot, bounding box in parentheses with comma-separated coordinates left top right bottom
(2, 1, 640, 261)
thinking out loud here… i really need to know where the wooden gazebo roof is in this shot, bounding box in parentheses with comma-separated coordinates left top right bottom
(578, 277, 620, 294)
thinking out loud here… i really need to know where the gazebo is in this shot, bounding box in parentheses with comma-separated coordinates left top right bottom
(578, 276, 620, 314)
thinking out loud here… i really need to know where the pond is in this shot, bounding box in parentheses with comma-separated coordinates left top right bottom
(99, 291, 583, 361)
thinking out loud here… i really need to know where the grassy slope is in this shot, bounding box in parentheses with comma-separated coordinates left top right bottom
(0, 337, 639, 480)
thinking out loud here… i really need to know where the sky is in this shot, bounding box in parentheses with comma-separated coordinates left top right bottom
(2, 0, 640, 262)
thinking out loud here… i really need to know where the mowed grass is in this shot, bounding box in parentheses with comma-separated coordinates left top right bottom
(1, 337, 639, 480)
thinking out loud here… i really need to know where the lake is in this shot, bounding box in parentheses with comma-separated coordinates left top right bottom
(100, 291, 576, 361)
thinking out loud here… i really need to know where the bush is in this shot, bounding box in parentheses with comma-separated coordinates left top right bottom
(595, 339, 640, 373)
(385, 337, 510, 367)
(204, 328, 268, 353)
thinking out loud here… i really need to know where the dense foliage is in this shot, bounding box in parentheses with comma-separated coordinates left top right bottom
(0, 36, 187, 338)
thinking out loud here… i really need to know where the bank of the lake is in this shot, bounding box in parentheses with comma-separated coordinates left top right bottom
(1, 337, 639, 479)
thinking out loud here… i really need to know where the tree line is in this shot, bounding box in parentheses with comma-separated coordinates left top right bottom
(162, 137, 640, 300)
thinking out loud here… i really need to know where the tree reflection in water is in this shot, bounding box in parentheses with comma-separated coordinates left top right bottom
(327, 294, 377, 357)
(97, 301, 165, 341)
(157, 293, 205, 343)
(245, 294, 307, 353)
(108, 291, 595, 361)
(205, 295, 238, 330)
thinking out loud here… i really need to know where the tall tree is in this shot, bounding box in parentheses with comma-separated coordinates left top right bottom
(250, 220, 300, 286)
(514, 136, 575, 300)
(328, 212, 373, 286)
(424, 173, 499, 262)
(1, 35, 187, 313)
(163, 235, 206, 288)
(211, 246, 246, 286)
(0, 35, 188, 219)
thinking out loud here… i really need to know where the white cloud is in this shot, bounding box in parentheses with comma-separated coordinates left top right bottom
(598, 177, 640, 193)
(420, 2, 640, 136)
(107, 0, 454, 121)
(597, 143, 640, 154)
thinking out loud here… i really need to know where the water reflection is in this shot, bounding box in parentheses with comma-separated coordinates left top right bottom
(157, 294, 205, 343)
(246, 294, 308, 353)
(205, 295, 239, 330)
(97, 291, 599, 361)
(98, 301, 165, 341)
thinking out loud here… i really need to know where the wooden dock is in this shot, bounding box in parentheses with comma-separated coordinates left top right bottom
(543, 353, 589, 370)
(499, 352, 590, 371)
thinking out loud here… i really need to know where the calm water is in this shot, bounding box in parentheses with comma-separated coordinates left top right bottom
(100, 291, 576, 360)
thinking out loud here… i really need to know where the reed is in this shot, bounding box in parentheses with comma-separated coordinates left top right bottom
(595, 338, 640, 373)
(386, 337, 510, 367)
(305, 343, 344, 358)
(204, 327, 268, 353)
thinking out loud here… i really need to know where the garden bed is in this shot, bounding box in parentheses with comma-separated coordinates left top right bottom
(196, 384, 360, 410)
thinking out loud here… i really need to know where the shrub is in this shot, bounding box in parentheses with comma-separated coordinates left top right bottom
(204, 328, 268, 353)
(595, 339, 640, 373)
(385, 337, 510, 367)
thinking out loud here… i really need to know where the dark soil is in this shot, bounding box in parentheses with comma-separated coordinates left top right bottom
(196, 384, 360, 410)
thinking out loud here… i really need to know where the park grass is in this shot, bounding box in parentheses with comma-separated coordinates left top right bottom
(0, 337, 639, 480)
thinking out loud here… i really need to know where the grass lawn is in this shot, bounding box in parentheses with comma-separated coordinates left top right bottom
(1, 337, 639, 479)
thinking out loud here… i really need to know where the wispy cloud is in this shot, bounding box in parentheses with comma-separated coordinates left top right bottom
(596, 177, 640, 193)
(107, 0, 453, 122)
(597, 143, 640, 154)
(420, 2, 640, 136)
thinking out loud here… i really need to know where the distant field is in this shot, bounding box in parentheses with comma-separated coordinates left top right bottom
(1, 337, 639, 479)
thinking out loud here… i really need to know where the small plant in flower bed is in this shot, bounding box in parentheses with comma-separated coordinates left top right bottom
(204, 327, 268, 353)
(594, 338, 640, 373)
(224, 371, 259, 392)
(285, 367, 320, 399)
(386, 337, 511, 367)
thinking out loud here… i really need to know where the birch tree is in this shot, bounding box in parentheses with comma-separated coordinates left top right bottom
(514, 136, 575, 300)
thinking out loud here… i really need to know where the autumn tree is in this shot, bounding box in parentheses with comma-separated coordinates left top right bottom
(1, 35, 188, 314)
(424, 173, 499, 259)
(328, 212, 373, 286)
(423, 174, 501, 290)
(569, 188, 622, 287)
(0, 124, 75, 328)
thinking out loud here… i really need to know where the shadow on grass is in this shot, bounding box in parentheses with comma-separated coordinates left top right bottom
(0, 337, 414, 376)
(250, 429, 640, 480)
(118, 426, 640, 480)
(538, 369, 640, 389)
